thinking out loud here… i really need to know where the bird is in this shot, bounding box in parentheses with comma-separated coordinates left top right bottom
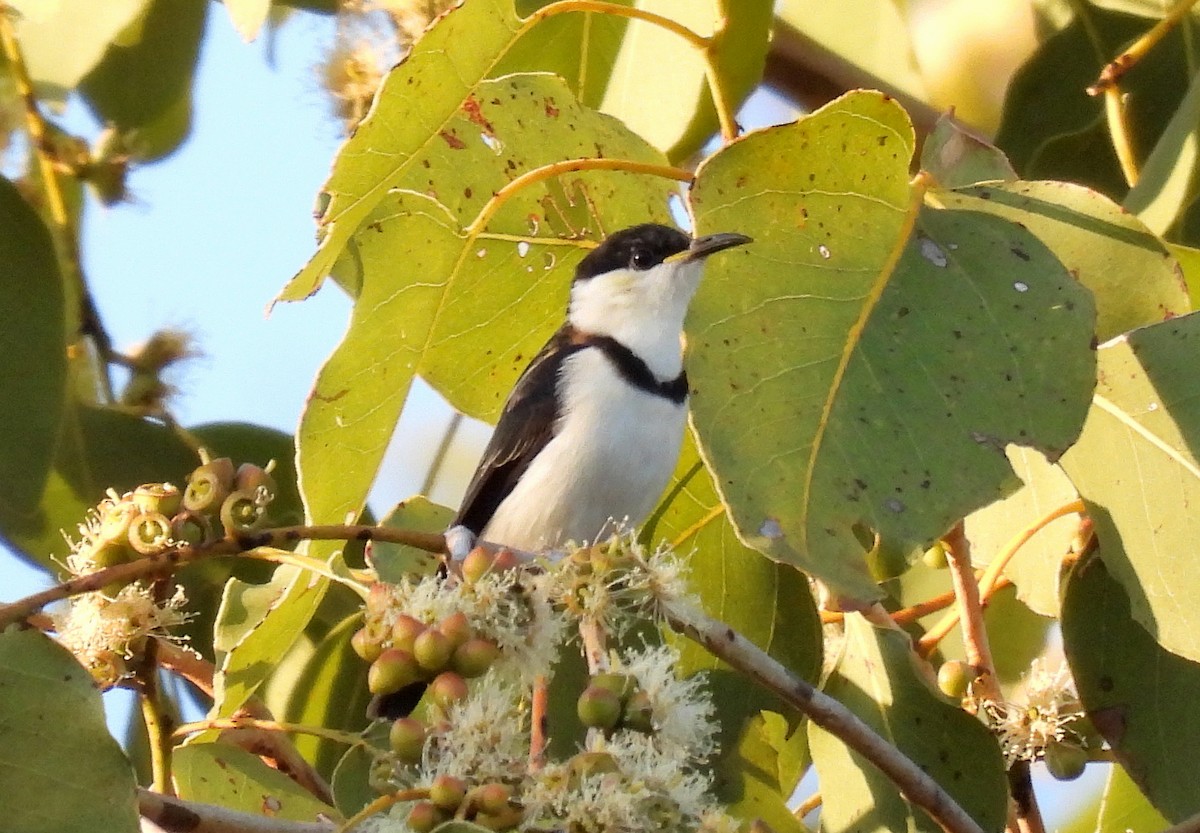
(451, 222, 752, 552)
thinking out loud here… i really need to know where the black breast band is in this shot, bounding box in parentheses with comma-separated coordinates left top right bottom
(573, 331, 689, 404)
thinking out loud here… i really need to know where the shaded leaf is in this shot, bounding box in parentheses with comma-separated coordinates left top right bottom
(1124, 67, 1200, 239)
(173, 742, 340, 822)
(9, 0, 149, 101)
(371, 496, 454, 582)
(935, 181, 1189, 342)
(1097, 763, 1170, 833)
(0, 403, 196, 573)
(647, 435, 820, 827)
(330, 723, 388, 817)
(808, 615, 1007, 833)
(222, 0, 272, 41)
(295, 72, 673, 528)
(996, 6, 1192, 205)
(1062, 556, 1200, 822)
(0, 176, 66, 530)
(1061, 312, 1200, 662)
(963, 447, 1080, 617)
(689, 92, 1097, 599)
(0, 629, 138, 833)
(920, 116, 1017, 189)
(79, 0, 207, 160)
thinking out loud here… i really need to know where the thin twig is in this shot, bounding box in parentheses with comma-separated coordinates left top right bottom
(337, 790, 427, 833)
(529, 674, 549, 772)
(1103, 87, 1139, 186)
(665, 603, 987, 833)
(942, 525, 997, 697)
(174, 717, 373, 751)
(138, 788, 337, 833)
(1087, 0, 1200, 93)
(794, 791, 823, 819)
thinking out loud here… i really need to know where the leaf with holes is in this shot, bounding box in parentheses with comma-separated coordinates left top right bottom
(688, 90, 1097, 599)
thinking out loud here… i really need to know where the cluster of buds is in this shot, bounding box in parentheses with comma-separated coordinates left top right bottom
(576, 672, 654, 735)
(180, 454, 276, 539)
(405, 776, 521, 832)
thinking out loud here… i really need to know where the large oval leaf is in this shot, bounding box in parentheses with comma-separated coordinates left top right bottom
(689, 91, 1097, 599)
(0, 630, 138, 833)
(296, 72, 674, 527)
(1062, 555, 1200, 822)
(1061, 312, 1200, 662)
(807, 615, 1007, 833)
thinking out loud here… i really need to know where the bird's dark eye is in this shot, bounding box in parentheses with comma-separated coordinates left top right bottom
(630, 249, 653, 270)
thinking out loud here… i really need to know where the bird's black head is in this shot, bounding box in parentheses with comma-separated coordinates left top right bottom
(573, 223, 690, 282)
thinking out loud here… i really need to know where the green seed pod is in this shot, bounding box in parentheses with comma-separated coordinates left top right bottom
(235, 462, 277, 501)
(438, 611, 472, 649)
(365, 583, 392, 617)
(461, 547, 494, 584)
(922, 541, 950, 569)
(184, 457, 236, 513)
(391, 615, 427, 653)
(368, 649, 422, 695)
(99, 499, 139, 543)
(937, 660, 974, 700)
(567, 751, 620, 784)
(473, 805, 523, 831)
(413, 629, 454, 673)
(589, 672, 636, 701)
(406, 801, 441, 833)
(89, 537, 133, 570)
(128, 512, 173, 555)
(171, 511, 212, 547)
(473, 782, 512, 816)
(428, 671, 469, 708)
(351, 626, 385, 663)
(388, 717, 427, 763)
(1044, 740, 1088, 781)
(577, 685, 622, 730)
(621, 690, 654, 733)
(452, 638, 500, 678)
(131, 483, 182, 517)
(220, 489, 266, 534)
(429, 774, 467, 811)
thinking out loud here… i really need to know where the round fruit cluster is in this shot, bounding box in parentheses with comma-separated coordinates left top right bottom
(353, 605, 502, 700)
(69, 456, 275, 591)
(576, 672, 654, 735)
(404, 775, 521, 833)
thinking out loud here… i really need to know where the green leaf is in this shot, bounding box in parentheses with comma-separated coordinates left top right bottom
(276, 613, 371, 776)
(595, 0, 773, 161)
(1097, 764, 1170, 833)
(1061, 312, 1200, 662)
(648, 435, 820, 828)
(79, 0, 207, 160)
(996, 5, 1193, 206)
(295, 72, 674, 527)
(1062, 556, 1200, 822)
(689, 92, 1097, 599)
(8, 0, 150, 101)
(372, 496, 454, 582)
(173, 743, 340, 822)
(1168, 241, 1200, 308)
(934, 181, 1190, 342)
(920, 115, 1017, 189)
(330, 723, 389, 817)
(807, 615, 1008, 833)
(0, 629, 138, 833)
(0, 176, 66, 530)
(213, 564, 329, 717)
(0, 402, 196, 573)
(1124, 67, 1200, 239)
(963, 447, 1079, 617)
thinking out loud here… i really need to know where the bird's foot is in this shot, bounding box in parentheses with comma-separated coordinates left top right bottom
(444, 525, 477, 561)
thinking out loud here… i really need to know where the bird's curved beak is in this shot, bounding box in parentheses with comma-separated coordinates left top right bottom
(669, 232, 753, 263)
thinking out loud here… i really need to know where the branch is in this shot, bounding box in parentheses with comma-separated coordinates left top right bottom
(138, 788, 336, 833)
(664, 603, 987, 833)
(1087, 0, 1200, 93)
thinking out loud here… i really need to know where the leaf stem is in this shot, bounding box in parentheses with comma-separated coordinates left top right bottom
(240, 548, 371, 599)
(665, 602, 987, 833)
(1087, 0, 1200, 93)
(466, 157, 693, 236)
(338, 790, 429, 833)
(138, 787, 338, 832)
(1103, 87, 1140, 186)
(526, 1, 738, 142)
(173, 717, 373, 750)
(139, 678, 174, 795)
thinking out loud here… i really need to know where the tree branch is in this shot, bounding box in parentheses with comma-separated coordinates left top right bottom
(664, 603, 986, 833)
(138, 788, 336, 833)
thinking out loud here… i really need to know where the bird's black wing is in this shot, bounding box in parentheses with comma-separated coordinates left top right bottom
(453, 327, 584, 535)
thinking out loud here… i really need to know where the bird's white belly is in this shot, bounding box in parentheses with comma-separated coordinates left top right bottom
(482, 351, 687, 550)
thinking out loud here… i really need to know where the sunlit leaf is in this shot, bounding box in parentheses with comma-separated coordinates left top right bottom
(1061, 312, 1200, 662)
(371, 496, 453, 582)
(920, 116, 1017, 189)
(9, 0, 149, 101)
(1124, 67, 1200, 239)
(808, 615, 1007, 833)
(173, 743, 339, 821)
(1097, 763, 1170, 833)
(1062, 556, 1200, 822)
(295, 72, 673, 527)
(689, 91, 1097, 599)
(0, 630, 138, 833)
(0, 176, 66, 533)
